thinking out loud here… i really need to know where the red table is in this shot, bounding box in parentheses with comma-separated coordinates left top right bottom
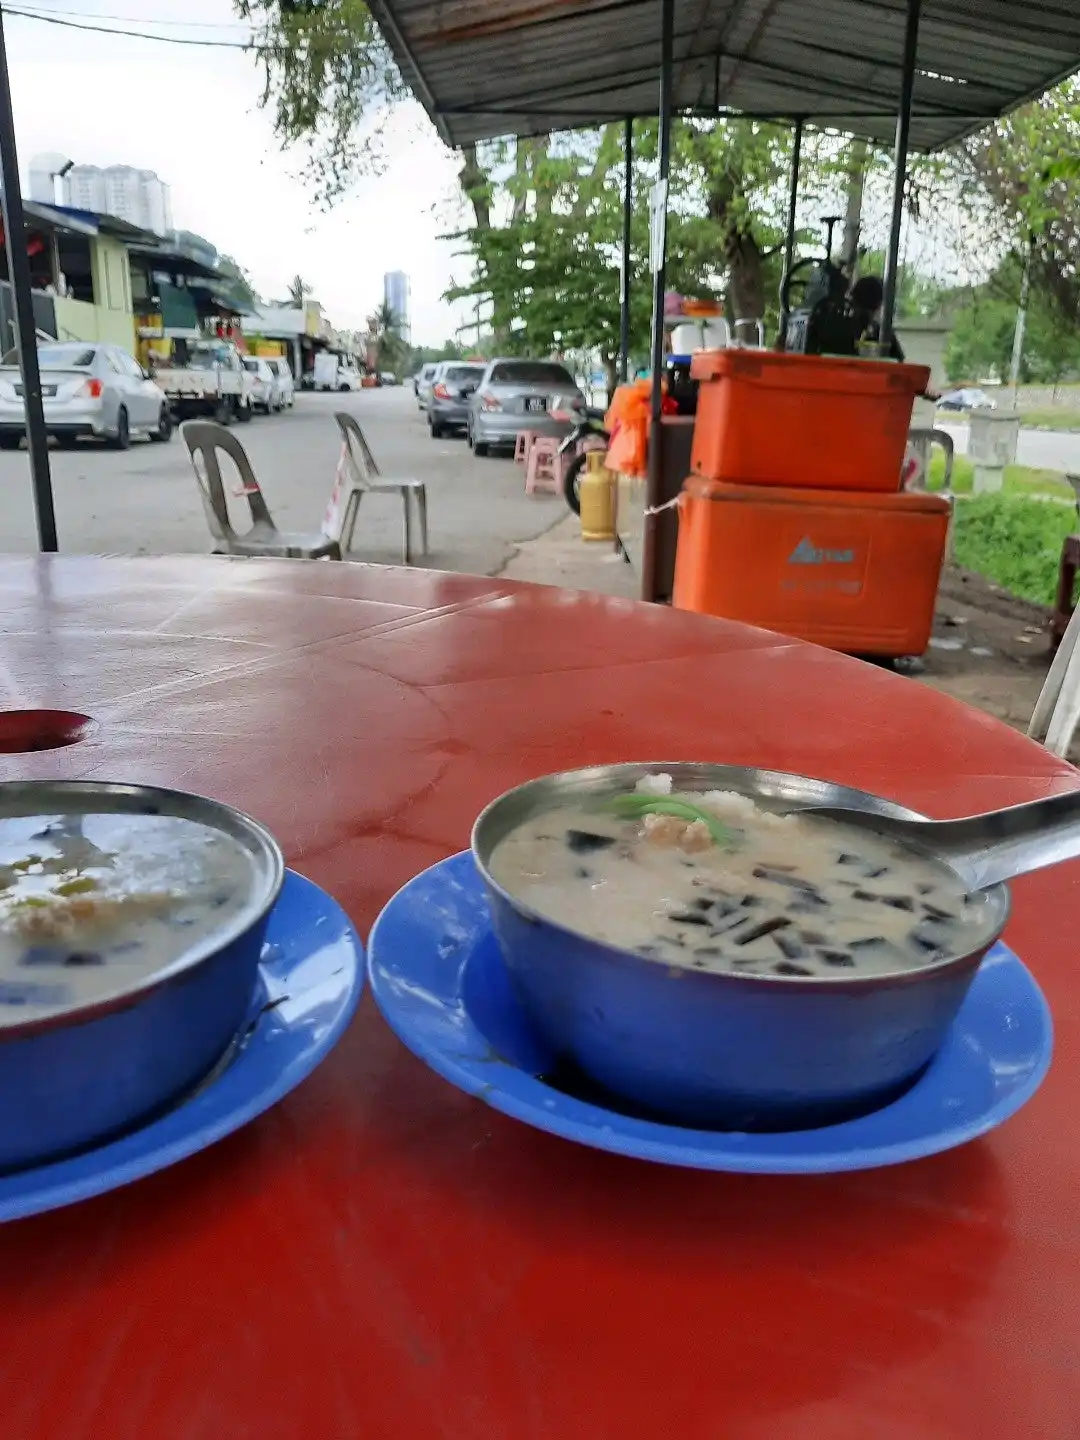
(0, 556, 1077, 1440)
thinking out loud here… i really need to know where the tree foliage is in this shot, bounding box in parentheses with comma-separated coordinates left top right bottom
(944, 265, 1080, 385)
(241, 2, 1080, 375)
(366, 299, 406, 371)
(956, 79, 1080, 327)
(238, 0, 398, 201)
(446, 119, 838, 379)
(287, 274, 311, 306)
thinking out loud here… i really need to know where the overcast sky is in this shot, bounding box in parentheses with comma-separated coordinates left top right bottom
(5, 0, 467, 343)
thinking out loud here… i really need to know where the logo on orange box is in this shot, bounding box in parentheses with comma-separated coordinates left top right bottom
(787, 536, 856, 566)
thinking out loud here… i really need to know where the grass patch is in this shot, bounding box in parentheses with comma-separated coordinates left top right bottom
(1019, 407, 1080, 431)
(949, 493, 1074, 606)
(925, 453, 1072, 499)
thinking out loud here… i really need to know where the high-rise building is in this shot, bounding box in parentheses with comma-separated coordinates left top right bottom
(383, 270, 410, 341)
(28, 156, 173, 235)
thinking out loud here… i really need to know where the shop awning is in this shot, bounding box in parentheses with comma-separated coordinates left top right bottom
(367, 0, 1080, 150)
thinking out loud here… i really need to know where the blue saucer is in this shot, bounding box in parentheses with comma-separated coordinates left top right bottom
(0, 870, 363, 1222)
(368, 852, 1053, 1174)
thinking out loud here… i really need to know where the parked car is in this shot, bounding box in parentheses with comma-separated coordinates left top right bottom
(467, 358, 585, 456)
(380, 371, 398, 386)
(243, 357, 279, 414)
(416, 363, 439, 410)
(938, 387, 996, 412)
(0, 341, 172, 450)
(152, 339, 254, 424)
(428, 361, 485, 438)
(265, 358, 295, 409)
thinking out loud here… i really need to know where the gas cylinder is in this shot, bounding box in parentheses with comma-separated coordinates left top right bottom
(579, 449, 615, 542)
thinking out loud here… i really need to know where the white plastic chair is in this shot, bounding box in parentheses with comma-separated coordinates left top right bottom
(1028, 606, 1080, 756)
(326, 412, 428, 564)
(904, 427, 956, 558)
(1028, 473, 1080, 757)
(182, 421, 341, 560)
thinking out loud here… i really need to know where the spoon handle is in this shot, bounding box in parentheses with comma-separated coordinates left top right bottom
(807, 788, 1080, 891)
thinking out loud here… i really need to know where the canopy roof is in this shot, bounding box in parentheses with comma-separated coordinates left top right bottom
(367, 0, 1080, 150)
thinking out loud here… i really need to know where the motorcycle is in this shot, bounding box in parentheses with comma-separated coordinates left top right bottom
(554, 404, 609, 516)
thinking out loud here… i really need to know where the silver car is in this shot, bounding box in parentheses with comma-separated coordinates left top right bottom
(416, 362, 438, 410)
(428, 361, 485, 438)
(467, 358, 584, 455)
(0, 341, 171, 450)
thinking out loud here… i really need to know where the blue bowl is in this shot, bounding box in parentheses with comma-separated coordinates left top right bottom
(472, 763, 1009, 1131)
(0, 782, 283, 1170)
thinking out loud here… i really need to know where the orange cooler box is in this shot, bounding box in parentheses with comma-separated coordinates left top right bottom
(673, 477, 950, 657)
(689, 350, 931, 491)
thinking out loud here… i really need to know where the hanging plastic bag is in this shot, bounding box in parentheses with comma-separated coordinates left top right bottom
(606, 417, 647, 477)
(605, 379, 652, 477)
(323, 442, 350, 538)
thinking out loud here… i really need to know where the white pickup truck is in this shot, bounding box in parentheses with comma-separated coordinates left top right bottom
(152, 340, 255, 424)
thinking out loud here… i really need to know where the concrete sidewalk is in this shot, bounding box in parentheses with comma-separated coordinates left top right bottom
(497, 514, 640, 597)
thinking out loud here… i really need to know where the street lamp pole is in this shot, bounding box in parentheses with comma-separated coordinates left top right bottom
(0, 4, 57, 551)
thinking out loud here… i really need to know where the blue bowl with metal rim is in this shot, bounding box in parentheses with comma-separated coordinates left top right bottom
(472, 763, 1009, 1131)
(0, 781, 283, 1170)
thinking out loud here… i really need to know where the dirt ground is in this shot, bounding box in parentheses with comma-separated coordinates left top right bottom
(919, 565, 1058, 742)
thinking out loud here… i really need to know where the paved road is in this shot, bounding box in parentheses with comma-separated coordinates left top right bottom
(938, 421, 1080, 474)
(0, 387, 566, 575)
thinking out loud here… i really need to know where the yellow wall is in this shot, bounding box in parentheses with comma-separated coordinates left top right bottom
(53, 236, 136, 349)
(92, 237, 136, 347)
(52, 297, 99, 343)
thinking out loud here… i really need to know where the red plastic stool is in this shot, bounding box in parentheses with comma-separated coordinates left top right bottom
(514, 431, 536, 466)
(525, 436, 560, 495)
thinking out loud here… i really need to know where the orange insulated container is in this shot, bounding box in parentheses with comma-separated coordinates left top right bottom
(673, 477, 950, 657)
(689, 350, 931, 492)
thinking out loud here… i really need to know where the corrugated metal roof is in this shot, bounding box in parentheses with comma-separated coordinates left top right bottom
(368, 0, 1080, 149)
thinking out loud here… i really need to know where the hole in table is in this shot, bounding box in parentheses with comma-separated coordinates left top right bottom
(0, 710, 95, 754)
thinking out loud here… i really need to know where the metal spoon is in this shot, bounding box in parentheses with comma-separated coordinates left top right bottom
(803, 789, 1080, 892)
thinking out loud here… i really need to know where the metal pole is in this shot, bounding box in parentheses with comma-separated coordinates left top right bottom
(880, 0, 921, 356)
(777, 117, 804, 352)
(642, 0, 674, 604)
(0, 6, 56, 551)
(1008, 239, 1031, 400)
(619, 117, 633, 384)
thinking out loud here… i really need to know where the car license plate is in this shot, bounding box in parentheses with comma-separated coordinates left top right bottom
(525, 397, 546, 413)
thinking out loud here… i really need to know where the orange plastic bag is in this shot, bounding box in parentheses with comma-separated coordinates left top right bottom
(606, 418, 647, 477)
(605, 380, 652, 477)
(604, 378, 651, 433)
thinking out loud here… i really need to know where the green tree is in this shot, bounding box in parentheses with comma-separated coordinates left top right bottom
(446, 120, 838, 392)
(944, 299, 1018, 382)
(945, 288, 1080, 386)
(238, 1, 1080, 376)
(367, 300, 405, 371)
(287, 274, 311, 306)
(955, 79, 1080, 327)
(238, 0, 397, 201)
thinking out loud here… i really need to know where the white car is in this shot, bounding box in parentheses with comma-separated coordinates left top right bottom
(242, 357, 278, 414)
(266, 358, 294, 409)
(0, 340, 171, 450)
(939, 387, 996, 412)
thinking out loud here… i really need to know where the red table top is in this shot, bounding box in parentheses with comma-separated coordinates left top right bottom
(1, 556, 1077, 1440)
